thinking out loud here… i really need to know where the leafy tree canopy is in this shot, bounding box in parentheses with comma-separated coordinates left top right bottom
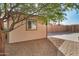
(0, 3, 79, 31)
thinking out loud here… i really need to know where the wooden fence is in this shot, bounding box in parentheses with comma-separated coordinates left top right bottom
(48, 24, 79, 32)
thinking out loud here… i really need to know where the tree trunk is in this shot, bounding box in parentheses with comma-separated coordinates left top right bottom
(46, 21, 48, 40)
(46, 25, 48, 39)
(0, 20, 5, 56)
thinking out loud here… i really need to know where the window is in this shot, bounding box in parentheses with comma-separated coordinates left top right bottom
(26, 19, 37, 30)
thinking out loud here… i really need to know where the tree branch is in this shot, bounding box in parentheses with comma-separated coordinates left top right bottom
(8, 4, 49, 31)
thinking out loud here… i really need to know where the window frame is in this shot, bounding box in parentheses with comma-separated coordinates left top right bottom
(26, 19, 37, 31)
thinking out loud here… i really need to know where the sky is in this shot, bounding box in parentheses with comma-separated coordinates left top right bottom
(61, 10, 79, 25)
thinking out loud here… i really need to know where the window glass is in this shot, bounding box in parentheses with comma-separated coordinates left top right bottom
(26, 19, 37, 30)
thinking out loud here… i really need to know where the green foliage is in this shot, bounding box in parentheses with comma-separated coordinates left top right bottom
(0, 3, 79, 31)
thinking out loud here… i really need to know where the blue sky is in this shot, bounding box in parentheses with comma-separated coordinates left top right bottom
(61, 10, 79, 25)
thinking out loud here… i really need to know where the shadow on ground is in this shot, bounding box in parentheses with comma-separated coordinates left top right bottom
(5, 39, 64, 56)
